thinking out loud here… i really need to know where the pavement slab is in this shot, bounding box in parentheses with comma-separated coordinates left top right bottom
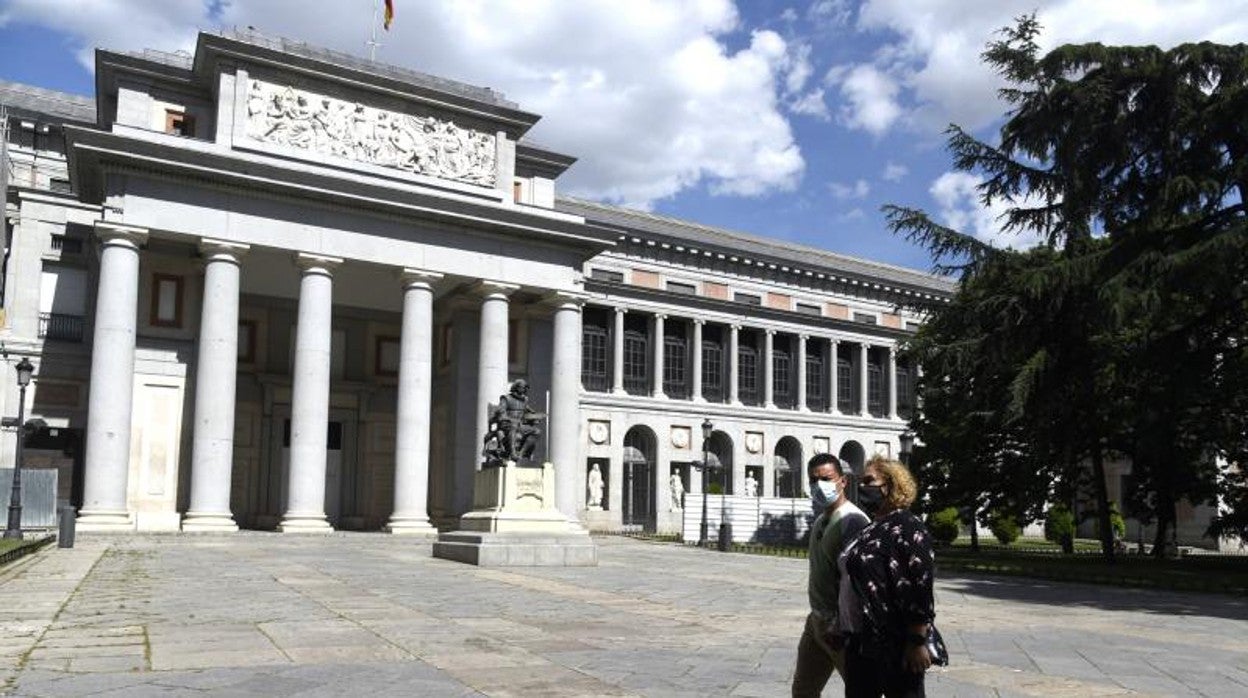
(1, 534, 1246, 696)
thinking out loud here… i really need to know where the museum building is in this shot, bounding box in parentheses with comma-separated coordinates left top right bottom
(0, 30, 954, 536)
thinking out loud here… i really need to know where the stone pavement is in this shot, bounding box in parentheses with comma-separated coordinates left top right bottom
(1, 534, 1246, 697)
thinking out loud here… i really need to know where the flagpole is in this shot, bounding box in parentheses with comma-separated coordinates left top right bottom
(368, 0, 380, 61)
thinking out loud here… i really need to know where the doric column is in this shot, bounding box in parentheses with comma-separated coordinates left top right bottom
(652, 313, 666, 398)
(859, 342, 870, 417)
(763, 329, 776, 409)
(549, 292, 585, 520)
(611, 307, 626, 394)
(829, 338, 841, 415)
(797, 334, 809, 411)
(280, 253, 341, 533)
(475, 281, 518, 464)
(387, 269, 442, 535)
(78, 223, 148, 531)
(888, 345, 900, 420)
(691, 319, 705, 402)
(183, 239, 250, 532)
(728, 324, 741, 405)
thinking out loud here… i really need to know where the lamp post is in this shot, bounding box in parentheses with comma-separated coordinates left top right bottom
(4, 357, 35, 540)
(695, 418, 713, 546)
(899, 430, 915, 466)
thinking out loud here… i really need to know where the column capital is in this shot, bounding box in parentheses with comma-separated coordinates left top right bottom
(692, 318, 706, 326)
(199, 239, 250, 264)
(654, 312, 668, 321)
(799, 333, 810, 341)
(542, 290, 590, 309)
(764, 328, 776, 337)
(888, 345, 898, 357)
(614, 306, 628, 316)
(294, 252, 343, 275)
(93, 221, 148, 249)
(469, 279, 520, 300)
(399, 268, 444, 290)
(730, 323, 742, 332)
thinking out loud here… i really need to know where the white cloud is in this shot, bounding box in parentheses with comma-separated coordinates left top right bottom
(789, 87, 830, 120)
(882, 162, 908, 182)
(829, 63, 902, 135)
(807, 0, 855, 29)
(830, 178, 870, 200)
(1, 0, 806, 209)
(929, 171, 1045, 249)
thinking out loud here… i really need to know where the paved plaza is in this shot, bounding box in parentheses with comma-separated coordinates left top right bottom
(1, 535, 1246, 697)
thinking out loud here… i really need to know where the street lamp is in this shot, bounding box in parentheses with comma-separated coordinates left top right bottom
(694, 418, 714, 546)
(4, 357, 35, 540)
(899, 430, 915, 466)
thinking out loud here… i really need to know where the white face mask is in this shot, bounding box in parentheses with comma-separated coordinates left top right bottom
(810, 478, 840, 513)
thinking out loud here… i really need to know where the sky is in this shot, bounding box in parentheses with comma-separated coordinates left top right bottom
(2, 0, 1246, 272)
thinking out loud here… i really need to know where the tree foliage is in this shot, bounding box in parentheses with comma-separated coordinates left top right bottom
(887, 16, 1248, 557)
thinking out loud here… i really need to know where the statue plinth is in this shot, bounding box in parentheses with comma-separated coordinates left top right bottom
(433, 461, 597, 566)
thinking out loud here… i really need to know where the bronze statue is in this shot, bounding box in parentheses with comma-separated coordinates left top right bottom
(482, 379, 545, 466)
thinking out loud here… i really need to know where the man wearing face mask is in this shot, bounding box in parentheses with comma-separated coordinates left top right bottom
(791, 453, 869, 697)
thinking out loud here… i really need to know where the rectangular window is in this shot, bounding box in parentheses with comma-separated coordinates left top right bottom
(439, 324, 454, 367)
(905, 321, 922, 332)
(581, 325, 609, 391)
(868, 361, 885, 416)
(807, 348, 825, 411)
(164, 110, 195, 137)
(150, 274, 183, 328)
(795, 302, 822, 316)
(375, 336, 401, 376)
(702, 340, 723, 402)
(238, 320, 257, 364)
(623, 330, 649, 395)
(897, 364, 914, 419)
(853, 312, 878, 325)
(588, 268, 625, 283)
(837, 357, 854, 413)
(734, 292, 762, 306)
(666, 281, 697, 296)
(663, 335, 688, 398)
(773, 349, 792, 408)
(739, 344, 759, 406)
(513, 180, 523, 203)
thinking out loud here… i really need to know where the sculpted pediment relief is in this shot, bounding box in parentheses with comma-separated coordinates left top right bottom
(244, 78, 497, 187)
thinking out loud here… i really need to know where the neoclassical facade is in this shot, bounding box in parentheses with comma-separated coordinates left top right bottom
(1, 31, 962, 536)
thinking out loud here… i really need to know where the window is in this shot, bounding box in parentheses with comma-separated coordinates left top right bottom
(513, 180, 523, 203)
(773, 348, 792, 408)
(50, 234, 83, 254)
(795, 302, 822, 316)
(666, 281, 697, 296)
(164, 110, 195, 137)
(738, 344, 759, 405)
(39, 264, 87, 342)
(663, 334, 688, 398)
(589, 268, 624, 283)
(837, 357, 854, 412)
(905, 321, 923, 332)
(375, 336, 401, 376)
(868, 360, 885, 416)
(150, 274, 184, 328)
(238, 320, 257, 364)
(581, 324, 609, 391)
(702, 340, 723, 402)
(49, 178, 72, 194)
(734, 292, 762, 306)
(807, 348, 825, 411)
(623, 329, 649, 394)
(897, 364, 914, 419)
(853, 312, 878, 325)
(439, 324, 454, 367)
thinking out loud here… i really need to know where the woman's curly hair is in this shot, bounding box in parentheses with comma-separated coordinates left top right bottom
(865, 455, 918, 510)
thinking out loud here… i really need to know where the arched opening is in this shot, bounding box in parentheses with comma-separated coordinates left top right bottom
(774, 436, 804, 498)
(707, 430, 734, 494)
(838, 440, 867, 502)
(622, 425, 657, 528)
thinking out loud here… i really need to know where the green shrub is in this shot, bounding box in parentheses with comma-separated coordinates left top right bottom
(707, 482, 724, 495)
(1044, 505, 1076, 542)
(927, 507, 961, 545)
(1094, 503, 1127, 539)
(988, 510, 1021, 545)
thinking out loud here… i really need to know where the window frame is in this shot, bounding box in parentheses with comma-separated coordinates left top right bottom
(150, 273, 184, 328)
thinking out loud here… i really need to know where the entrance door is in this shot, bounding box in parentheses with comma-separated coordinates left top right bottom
(623, 460, 652, 527)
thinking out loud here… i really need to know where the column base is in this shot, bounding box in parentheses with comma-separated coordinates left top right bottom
(764, 402, 777, 409)
(181, 512, 239, 533)
(76, 510, 135, 533)
(278, 514, 333, 534)
(386, 516, 438, 536)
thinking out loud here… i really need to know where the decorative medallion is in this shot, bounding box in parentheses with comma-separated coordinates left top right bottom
(812, 436, 830, 455)
(745, 432, 763, 454)
(874, 441, 892, 457)
(670, 426, 691, 450)
(588, 420, 610, 445)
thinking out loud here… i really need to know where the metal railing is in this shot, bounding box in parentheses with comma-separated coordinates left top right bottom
(38, 313, 85, 342)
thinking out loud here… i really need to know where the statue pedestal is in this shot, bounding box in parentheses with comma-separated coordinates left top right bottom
(433, 461, 597, 567)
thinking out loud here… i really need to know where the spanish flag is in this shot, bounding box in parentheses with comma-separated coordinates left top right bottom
(383, 0, 394, 31)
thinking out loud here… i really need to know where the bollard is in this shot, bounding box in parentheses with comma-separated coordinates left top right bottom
(717, 521, 733, 552)
(58, 505, 75, 549)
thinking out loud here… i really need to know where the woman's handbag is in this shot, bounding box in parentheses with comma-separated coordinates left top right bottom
(926, 625, 949, 666)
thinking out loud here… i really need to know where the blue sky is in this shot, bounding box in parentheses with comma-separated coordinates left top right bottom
(3, 0, 1246, 272)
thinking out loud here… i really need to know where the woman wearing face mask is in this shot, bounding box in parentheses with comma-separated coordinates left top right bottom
(837, 456, 935, 698)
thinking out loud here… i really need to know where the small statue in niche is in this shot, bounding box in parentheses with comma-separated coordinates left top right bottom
(587, 463, 605, 510)
(482, 379, 545, 466)
(669, 472, 685, 512)
(744, 473, 759, 498)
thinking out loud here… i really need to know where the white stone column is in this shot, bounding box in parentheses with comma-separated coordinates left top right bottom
(859, 343, 870, 417)
(728, 324, 741, 405)
(652, 313, 666, 398)
(78, 223, 148, 532)
(691, 319, 705, 402)
(797, 334, 809, 412)
(280, 253, 342, 533)
(763, 329, 776, 409)
(387, 269, 443, 535)
(829, 338, 841, 415)
(888, 345, 900, 420)
(475, 281, 518, 464)
(549, 293, 585, 521)
(611, 307, 626, 394)
(183, 239, 250, 532)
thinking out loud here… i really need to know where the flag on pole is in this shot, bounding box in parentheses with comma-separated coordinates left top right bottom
(383, 0, 394, 30)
